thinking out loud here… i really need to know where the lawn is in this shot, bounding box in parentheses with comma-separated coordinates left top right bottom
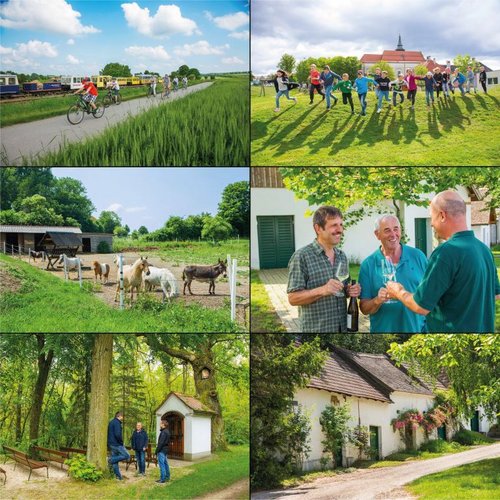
(251, 85, 500, 166)
(0, 254, 242, 333)
(0, 81, 203, 127)
(250, 270, 286, 333)
(5, 445, 249, 500)
(405, 457, 500, 499)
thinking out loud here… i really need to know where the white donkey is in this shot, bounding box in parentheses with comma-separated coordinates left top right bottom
(58, 254, 82, 279)
(143, 266, 178, 303)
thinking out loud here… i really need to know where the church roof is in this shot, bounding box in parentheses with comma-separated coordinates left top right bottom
(361, 51, 426, 63)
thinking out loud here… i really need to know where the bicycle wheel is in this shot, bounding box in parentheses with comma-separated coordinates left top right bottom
(67, 104, 84, 125)
(115, 93, 122, 105)
(92, 102, 105, 119)
(103, 95, 112, 108)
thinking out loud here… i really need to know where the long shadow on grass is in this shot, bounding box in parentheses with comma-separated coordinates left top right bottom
(303, 114, 357, 156)
(426, 107, 442, 139)
(461, 94, 476, 114)
(330, 116, 365, 157)
(251, 107, 294, 141)
(437, 98, 471, 132)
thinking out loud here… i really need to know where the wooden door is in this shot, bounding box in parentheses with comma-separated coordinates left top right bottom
(163, 413, 184, 458)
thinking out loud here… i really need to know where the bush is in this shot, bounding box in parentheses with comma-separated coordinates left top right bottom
(452, 429, 495, 445)
(65, 455, 103, 482)
(419, 439, 463, 453)
(97, 241, 111, 253)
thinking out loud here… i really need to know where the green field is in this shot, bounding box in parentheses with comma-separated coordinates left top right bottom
(251, 85, 500, 166)
(405, 458, 500, 499)
(4, 445, 249, 500)
(0, 254, 243, 333)
(0, 81, 202, 127)
(24, 77, 248, 166)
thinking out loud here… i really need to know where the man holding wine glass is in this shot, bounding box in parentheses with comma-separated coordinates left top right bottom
(358, 215, 428, 333)
(287, 205, 361, 332)
(386, 190, 500, 333)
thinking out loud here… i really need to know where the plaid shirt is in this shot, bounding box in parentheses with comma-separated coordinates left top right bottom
(287, 239, 349, 333)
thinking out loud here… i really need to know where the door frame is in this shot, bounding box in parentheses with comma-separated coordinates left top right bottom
(161, 411, 184, 458)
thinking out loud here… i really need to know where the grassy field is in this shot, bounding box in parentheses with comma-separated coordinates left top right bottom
(113, 238, 249, 266)
(25, 76, 249, 166)
(251, 85, 500, 165)
(4, 445, 248, 500)
(250, 270, 286, 333)
(405, 457, 500, 499)
(0, 81, 202, 127)
(0, 254, 243, 333)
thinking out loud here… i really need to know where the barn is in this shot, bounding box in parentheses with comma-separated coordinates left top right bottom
(155, 392, 215, 461)
(0, 225, 113, 254)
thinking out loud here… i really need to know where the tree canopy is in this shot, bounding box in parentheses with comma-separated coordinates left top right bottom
(217, 181, 250, 237)
(101, 62, 132, 77)
(277, 53, 296, 75)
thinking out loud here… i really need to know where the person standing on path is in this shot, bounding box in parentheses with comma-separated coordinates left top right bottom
(107, 411, 130, 480)
(155, 420, 171, 484)
(287, 205, 361, 332)
(131, 422, 148, 477)
(479, 66, 488, 93)
(387, 190, 500, 332)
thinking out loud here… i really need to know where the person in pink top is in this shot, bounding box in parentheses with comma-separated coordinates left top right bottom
(308, 63, 325, 104)
(405, 69, 418, 110)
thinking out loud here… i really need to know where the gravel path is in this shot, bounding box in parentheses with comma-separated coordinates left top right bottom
(252, 443, 500, 500)
(1, 82, 212, 165)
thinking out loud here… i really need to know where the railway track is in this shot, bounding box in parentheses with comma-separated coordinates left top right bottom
(0, 92, 74, 104)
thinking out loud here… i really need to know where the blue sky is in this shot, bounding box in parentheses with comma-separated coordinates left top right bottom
(52, 167, 248, 231)
(1, 0, 249, 76)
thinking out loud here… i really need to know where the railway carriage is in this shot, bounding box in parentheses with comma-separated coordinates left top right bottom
(0, 74, 20, 97)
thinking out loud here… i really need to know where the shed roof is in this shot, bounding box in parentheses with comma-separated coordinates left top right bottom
(40, 232, 82, 247)
(471, 189, 495, 225)
(0, 225, 82, 234)
(155, 391, 216, 414)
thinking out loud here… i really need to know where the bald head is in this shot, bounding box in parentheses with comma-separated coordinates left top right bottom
(432, 190, 466, 218)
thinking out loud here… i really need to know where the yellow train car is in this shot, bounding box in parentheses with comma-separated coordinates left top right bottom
(91, 75, 112, 88)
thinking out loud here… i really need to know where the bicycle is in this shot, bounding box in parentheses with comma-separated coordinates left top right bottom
(161, 85, 171, 100)
(67, 96, 104, 125)
(146, 84, 157, 98)
(103, 89, 122, 107)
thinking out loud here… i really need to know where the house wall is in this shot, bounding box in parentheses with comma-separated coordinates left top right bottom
(486, 70, 500, 87)
(81, 233, 113, 252)
(295, 387, 435, 471)
(187, 416, 212, 460)
(156, 397, 192, 452)
(462, 407, 495, 434)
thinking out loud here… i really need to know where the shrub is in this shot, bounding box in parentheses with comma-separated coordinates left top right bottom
(419, 439, 463, 453)
(97, 241, 111, 253)
(452, 429, 495, 445)
(65, 455, 103, 482)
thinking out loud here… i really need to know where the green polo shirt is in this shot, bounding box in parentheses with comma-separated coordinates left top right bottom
(287, 239, 349, 333)
(413, 231, 500, 333)
(359, 244, 428, 333)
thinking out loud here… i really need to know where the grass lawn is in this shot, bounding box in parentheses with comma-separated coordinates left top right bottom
(0, 81, 203, 127)
(251, 85, 500, 166)
(6, 445, 249, 500)
(250, 270, 286, 333)
(405, 457, 500, 499)
(0, 254, 241, 333)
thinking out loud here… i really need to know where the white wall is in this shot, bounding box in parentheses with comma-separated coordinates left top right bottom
(295, 387, 435, 471)
(462, 407, 496, 434)
(486, 70, 500, 87)
(190, 416, 212, 455)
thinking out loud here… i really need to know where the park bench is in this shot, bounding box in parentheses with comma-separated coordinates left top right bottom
(0, 465, 6, 484)
(60, 446, 86, 456)
(32, 445, 69, 469)
(125, 446, 137, 471)
(2, 445, 48, 480)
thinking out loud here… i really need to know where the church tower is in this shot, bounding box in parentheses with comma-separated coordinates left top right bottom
(396, 34, 405, 51)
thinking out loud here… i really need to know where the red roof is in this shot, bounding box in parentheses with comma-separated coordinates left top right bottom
(424, 60, 447, 72)
(361, 51, 426, 63)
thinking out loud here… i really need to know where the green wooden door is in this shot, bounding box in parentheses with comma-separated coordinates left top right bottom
(257, 216, 295, 269)
(414, 218, 428, 256)
(437, 424, 446, 440)
(369, 426, 380, 460)
(470, 411, 480, 432)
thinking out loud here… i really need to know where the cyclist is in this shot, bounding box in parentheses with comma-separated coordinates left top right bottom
(173, 76, 179, 91)
(74, 77, 98, 112)
(163, 73, 171, 97)
(106, 77, 120, 102)
(150, 75, 157, 96)
(182, 76, 188, 89)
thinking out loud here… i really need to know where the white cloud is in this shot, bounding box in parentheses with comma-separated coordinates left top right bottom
(229, 30, 249, 40)
(205, 11, 248, 31)
(0, 40, 58, 68)
(125, 206, 147, 213)
(106, 203, 123, 212)
(174, 41, 229, 57)
(222, 56, 244, 65)
(67, 38, 75, 45)
(121, 2, 200, 38)
(0, 0, 100, 35)
(66, 54, 80, 64)
(125, 45, 171, 61)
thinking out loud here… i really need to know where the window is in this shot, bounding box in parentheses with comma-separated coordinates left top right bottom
(488, 77, 498, 85)
(8, 78, 17, 85)
(330, 395, 340, 405)
(0, 78, 5, 85)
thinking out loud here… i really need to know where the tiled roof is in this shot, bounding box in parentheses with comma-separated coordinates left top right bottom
(0, 225, 82, 234)
(155, 391, 216, 414)
(307, 350, 392, 403)
(361, 51, 426, 63)
(471, 189, 494, 225)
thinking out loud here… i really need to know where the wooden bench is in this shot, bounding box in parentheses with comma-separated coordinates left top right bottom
(32, 446, 69, 469)
(146, 444, 157, 468)
(60, 446, 86, 456)
(0, 466, 6, 484)
(2, 445, 48, 480)
(125, 446, 137, 471)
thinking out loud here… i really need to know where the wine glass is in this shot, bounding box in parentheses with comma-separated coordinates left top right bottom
(334, 258, 349, 297)
(381, 257, 397, 304)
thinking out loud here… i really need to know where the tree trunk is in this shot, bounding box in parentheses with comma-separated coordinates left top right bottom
(15, 382, 22, 443)
(87, 334, 113, 470)
(29, 334, 54, 443)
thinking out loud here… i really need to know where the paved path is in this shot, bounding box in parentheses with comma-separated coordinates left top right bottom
(252, 443, 500, 500)
(258, 268, 370, 333)
(1, 82, 212, 165)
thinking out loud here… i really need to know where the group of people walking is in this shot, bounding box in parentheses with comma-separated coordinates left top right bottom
(273, 63, 489, 116)
(107, 411, 171, 483)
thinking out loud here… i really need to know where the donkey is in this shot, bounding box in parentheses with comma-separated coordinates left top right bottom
(182, 259, 227, 295)
(114, 256, 150, 303)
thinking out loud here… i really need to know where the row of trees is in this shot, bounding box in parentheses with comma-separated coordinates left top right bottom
(251, 333, 499, 489)
(101, 63, 202, 80)
(0, 333, 249, 472)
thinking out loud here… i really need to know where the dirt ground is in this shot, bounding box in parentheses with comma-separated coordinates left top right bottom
(19, 252, 249, 311)
(0, 261, 22, 294)
(196, 478, 249, 499)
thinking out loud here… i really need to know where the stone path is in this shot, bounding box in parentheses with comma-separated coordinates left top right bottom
(258, 268, 370, 333)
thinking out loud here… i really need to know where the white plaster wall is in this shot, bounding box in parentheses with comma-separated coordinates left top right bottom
(462, 407, 496, 434)
(190, 416, 212, 454)
(155, 396, 191, 448)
